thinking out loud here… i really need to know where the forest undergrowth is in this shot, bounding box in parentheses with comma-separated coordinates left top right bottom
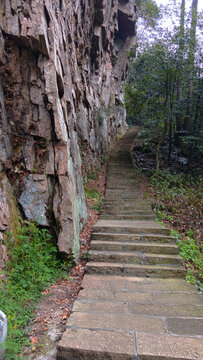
(133, 136, 203, 291)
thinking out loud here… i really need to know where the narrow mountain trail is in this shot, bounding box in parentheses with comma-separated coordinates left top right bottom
(57, 128, 203, 360)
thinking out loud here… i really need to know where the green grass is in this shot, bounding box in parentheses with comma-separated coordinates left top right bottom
(84, 187, 100, 199)
(0, 222, 67, 359)
(177, 235, 203, 289)
(86, 167, 100, 181)
(84, 186, 103, 212)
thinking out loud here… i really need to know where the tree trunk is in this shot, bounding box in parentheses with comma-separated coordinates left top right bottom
(168, 80, 175, 163)
(193, 63, 201, 131)
(184, 0, 198, 131)
(176, 0, 185, 132)
(156, 143, 160, 170)
(156, 71, 169, 171)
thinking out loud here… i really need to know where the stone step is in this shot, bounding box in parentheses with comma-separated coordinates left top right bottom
(100, 214, 155, 220)
(90, 240, 179, 254)
(101, 208, 154, 214)
(101, 205, 150, 211)
(58, 128, 202, 360)
(104, 191, 141, 195)
(103, 197, 145, 202)
(101, 203, 152, 209)
(85, 262, 186, 278)
(88, 250, 183, 266)
(100, 211, 154, 216)
(93, 221, 171, 236)
(57, 328, 203, 360)
(92, 232, 176, 243)
(104, 193, 144, 197)
(106, 189, 140, 191)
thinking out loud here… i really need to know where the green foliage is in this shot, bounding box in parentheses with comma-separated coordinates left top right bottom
(82, 250, 88, 260)
(101, 154, 108, 164)
(91, 197, 103, 211)
(0, 222, 67, 359)
(84, 187, 100, 199)
(147, 169, 202, 287)
(136, 0, 160, 28)
(125, 1, 203, 170)
(178, 236, 203, 285)
(87, 167, 100, 181)
(85, 186, 103, 212)
(156, 210, 165, 220)
(87, 173, 97, 181)
(170, 229, 179, 240)
(150, 170, 202, 201)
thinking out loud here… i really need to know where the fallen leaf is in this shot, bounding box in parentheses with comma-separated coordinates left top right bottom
(62, 313, 67, 320)
(31, 336, 38, 345)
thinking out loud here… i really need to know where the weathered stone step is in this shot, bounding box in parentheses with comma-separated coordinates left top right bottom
(92, 232, 176, 243)
(91, 240, 179, 254)
(93, 221, 171, 236)
(58, 128, 202, 360)
(101, 204, 150, 210)
(100, 211, 154, 216)
(88, 250, 183, 266)
(102, 202, 152, 209)
(101, 208, 154, 214)
(105, 190, 141, 194)
(57, 326, 203, 360)
(103, 197, 145, 202)
(86, 262, 186, 278)
(101, 208, 154, 213)
(100, 214, 155, 220)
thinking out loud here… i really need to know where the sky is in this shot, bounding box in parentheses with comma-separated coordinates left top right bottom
(155, 0, 203, 12)
(137, 0, 203, 49)
(152, 0, 203, 35)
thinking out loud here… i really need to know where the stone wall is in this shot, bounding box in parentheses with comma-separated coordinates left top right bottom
(0, 0, 136, 259)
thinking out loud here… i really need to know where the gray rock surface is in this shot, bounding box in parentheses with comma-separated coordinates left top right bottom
(0, 0, 136, 255)
(0, 310, 7, 359)
(0, 311, 7, 344)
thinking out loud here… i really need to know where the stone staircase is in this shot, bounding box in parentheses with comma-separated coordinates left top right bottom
(57, 128, 203, 360)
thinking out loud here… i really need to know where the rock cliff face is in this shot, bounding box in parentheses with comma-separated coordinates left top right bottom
(0, 0, 136, 260)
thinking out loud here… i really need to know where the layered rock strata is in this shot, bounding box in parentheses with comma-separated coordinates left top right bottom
(0, 0, 136, 259)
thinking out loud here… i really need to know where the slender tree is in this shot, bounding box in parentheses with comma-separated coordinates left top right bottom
(176, 0, 185, 132)
(184, 0, 198, 131)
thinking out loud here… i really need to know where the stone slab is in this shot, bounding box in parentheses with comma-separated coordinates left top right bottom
(88, 250, 183, 266)
(72, 300, 129, 314)
(130, 303, 203, 318)
(125, 264, 185, 278)
(154, 293, 203, 305)
(126, 277, 199, 293)
(95, 219, 166, 229)
(86, 262, 186, 278)
(78, 288, 153, 303)
(166, 318, 203, 336)
(67, 312, 166, 334)
(81, 274, 127, 290)
(57, 328, 135, 360)
(127, 243, 179, 255)
(137, 332, 203, 359)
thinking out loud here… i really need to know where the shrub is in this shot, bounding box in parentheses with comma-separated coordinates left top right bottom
(0, 222, 67, 359)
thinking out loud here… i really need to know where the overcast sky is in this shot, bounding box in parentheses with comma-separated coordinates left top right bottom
(155, 0, 203, 11)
